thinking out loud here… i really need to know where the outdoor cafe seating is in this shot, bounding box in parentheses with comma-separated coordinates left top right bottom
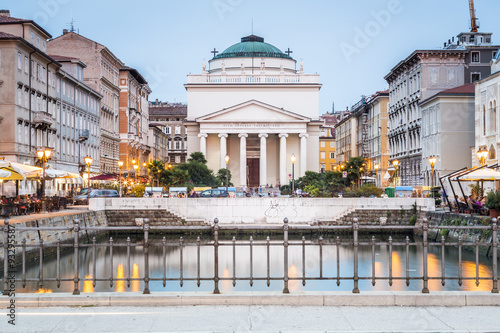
(0, 196, 69, 218)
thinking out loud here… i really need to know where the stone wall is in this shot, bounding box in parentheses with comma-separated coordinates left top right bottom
(0, 211, 107, 265)
(90, 197, 435, 224)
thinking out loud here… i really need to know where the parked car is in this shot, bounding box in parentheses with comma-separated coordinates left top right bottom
(198, 189, 228, 198)
(74, 189, 119, 205)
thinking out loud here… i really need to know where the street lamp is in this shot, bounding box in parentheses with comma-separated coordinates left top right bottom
(118, 161, 124, 197)
(428, 155, 437, 200)
(36, 148, 52, 203)
(476, 147, 488, 166)
(224, 154, 230, 195)
(291, 153, 296, 196)
(133, 164, 138, 185)
(392, 159, 399, 187)
(84, 156, 93, 205)
(374, 164, 379, 187)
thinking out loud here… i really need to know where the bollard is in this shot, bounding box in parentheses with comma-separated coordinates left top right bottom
(492, 218, 498, 293)
(422, 217, 429, 293)
(213, 218, 220, 294)
(143, 218, 150, 294)
(283, 217, 289, 294)
(3, 219, 9, 296)
(352, 218, 359, 293)
(72, 219, 80, 295)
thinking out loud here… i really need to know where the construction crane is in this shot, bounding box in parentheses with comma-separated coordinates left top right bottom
(469, 0, 479, 32)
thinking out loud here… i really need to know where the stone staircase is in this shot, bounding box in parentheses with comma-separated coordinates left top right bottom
(105, 210, 207, 227)
(315, 208, 356, 225)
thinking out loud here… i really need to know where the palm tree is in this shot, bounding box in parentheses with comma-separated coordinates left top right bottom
(147, 160, 165, 187)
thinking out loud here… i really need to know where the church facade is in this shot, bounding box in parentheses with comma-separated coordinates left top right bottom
(185, 35, 322, 188)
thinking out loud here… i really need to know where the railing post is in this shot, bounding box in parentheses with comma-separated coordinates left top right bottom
(72, 218, 80, 295)
(422, 217, 429, 293)
(492, 218, 498, 293)
(143, 218, 150, 294)
(3, 219, 10, 296)
(213, 218, 220, 294)
(352, 217, 360, 293)
(283, 217, 290, 294)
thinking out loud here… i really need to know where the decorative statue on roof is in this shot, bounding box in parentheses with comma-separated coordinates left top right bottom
(221, 61, 226, 72)
(241, 62, 245, 74)
(202, 60, 206, 73)
(260, 58, 265, 73)
(300, 60, 304, 73)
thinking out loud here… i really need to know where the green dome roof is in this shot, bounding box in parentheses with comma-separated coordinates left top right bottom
(214, 35, 292, 60)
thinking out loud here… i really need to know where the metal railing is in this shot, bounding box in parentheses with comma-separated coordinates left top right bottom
(1, 217, 498, 295)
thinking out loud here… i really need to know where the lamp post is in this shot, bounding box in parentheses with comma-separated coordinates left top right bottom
(291, 153, 296, 196)
(428, 155, 437, 200)
(476, 147, 488, 196)
(392, 159, 399, 187)
(133, 164, 138, 186)
(118, 161, 123, 197)
(84, 156, 93, 205)
(224, 154, 230, 195)
(374, 164, 379, 187)
(36, 148, 52, 210)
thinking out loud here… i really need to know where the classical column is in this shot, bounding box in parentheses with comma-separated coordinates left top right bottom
(299, 133, 308, 177)
(259, 133, 268, 186)
(278, 133, 288, 186)
(198, 133, 208, 157)
(218, 133, 228, 169)
(238, 133, 248, 187)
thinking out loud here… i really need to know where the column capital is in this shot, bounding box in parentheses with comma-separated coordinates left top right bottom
(299, 133, 309, 139)
(198, 133, 208, 138)
(218, 133, 228, 138)
(238, 133, 248, 138)
(278, 133, 289, 138)
(258, 133, 268, 139)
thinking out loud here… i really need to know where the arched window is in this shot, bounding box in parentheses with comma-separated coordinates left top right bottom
(489, 145, 496, 160)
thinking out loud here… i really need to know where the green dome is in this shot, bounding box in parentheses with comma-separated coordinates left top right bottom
(214, 35, 292, 60)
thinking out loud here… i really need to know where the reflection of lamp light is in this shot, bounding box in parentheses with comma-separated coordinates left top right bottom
(224, 154, 230, 195)
(118, 161, 124, 197)
(291, 154, 296, 195)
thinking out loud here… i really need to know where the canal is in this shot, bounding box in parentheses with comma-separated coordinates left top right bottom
(10, 234, 500, 294)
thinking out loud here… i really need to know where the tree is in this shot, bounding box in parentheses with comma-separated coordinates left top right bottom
(345, 156, 365, 187)
(216, 168, 233, 187)
(147, 160, 165, 187)
(187, 152, 207, 164)
(176, 161, 218, 187)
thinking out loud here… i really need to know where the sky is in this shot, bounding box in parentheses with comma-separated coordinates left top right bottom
(3, 0, 500, 115)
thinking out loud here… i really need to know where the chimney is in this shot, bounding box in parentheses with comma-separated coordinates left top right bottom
(63, 29, 68, 35)
(0, 10, 10, 17)
(452, 36, 455, 42)
(155, 98, 158, 104)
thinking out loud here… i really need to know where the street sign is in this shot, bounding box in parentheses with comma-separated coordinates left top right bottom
(342, 171, 347, 178)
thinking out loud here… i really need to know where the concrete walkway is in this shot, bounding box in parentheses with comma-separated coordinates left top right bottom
(1, 304, 499, 332)
(0, 206, 88, 225)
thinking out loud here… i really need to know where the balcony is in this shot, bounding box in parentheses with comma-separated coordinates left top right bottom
(33, 111, 54, 128)
(79, 129, 90, 142)
(187, 73, 320, 84)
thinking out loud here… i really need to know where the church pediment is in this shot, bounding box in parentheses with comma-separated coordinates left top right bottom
(196, 100, 311, 123)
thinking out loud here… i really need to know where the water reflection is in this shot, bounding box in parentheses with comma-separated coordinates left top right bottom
(11, 235, 500, 293)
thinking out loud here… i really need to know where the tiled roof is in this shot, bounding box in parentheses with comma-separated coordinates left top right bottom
(438, 83, 475, 95)
(149, 105, 187, 116)
(0, 31, 18, 38)
(0, 15, 27, 23)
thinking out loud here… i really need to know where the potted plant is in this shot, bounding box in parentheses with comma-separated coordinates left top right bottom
(484, 191, 500, 218)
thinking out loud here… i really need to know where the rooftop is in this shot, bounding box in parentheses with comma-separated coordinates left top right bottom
(213, 35, 292, 60)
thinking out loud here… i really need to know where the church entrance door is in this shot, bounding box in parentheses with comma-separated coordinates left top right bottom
(247, 158, 259, 188)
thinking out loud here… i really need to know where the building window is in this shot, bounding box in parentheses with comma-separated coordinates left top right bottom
(494, 51, 498, 59)
(175, 155, 180, 163)
(175, 141, 181, 150)
(164, 126, 170, 135)
(175, 126, 181, 135)
(330, 141, 335, 148)
(320, 141, 325, 148)
(472, 73, 481, 82)
(17, 52, 22, 70)
(471, 52, 480, 63)
(330, 152, 335, 159)
(320, 151, 326, 159)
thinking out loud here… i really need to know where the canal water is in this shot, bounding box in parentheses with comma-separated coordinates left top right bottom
(11, 234, 500, 294)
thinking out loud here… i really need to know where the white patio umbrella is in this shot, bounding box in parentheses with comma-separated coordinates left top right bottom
(0, 169, 11, 178)
(26, 167, 82, 180)
(0, 161, 38, 180)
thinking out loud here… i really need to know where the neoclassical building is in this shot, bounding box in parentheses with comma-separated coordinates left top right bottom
(185, 35, 322, 187)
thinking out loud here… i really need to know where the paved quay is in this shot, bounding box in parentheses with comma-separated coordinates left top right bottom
(1, 304, 500, 332)
(1, 292, 500, 332)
